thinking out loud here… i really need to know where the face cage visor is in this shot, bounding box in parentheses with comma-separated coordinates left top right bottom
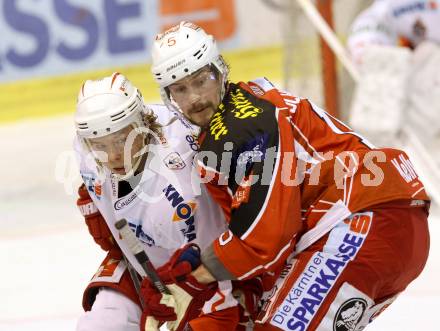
(83, 121, 151, 181)
(162, 63, 227, 116)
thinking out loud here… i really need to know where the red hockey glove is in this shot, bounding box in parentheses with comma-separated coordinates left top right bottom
(232, 277, 264, 322)
(140, 244, 217, 331)
(77, 184, 119, 256)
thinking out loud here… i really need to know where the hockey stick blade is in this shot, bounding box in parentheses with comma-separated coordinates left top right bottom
(115, 219, 171, 294)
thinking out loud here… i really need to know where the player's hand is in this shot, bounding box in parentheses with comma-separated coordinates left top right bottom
(77, 184, 118, 254)
(232, 277, 263, 322)
(139, 244, 218, 331)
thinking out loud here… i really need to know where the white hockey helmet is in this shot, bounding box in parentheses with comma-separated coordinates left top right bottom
(151, 21, 229, 105)
(75, 73, 154, 178)
(75, 72, 146, 139)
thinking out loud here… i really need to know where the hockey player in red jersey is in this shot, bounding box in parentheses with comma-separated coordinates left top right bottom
(139, 21, 431, 331)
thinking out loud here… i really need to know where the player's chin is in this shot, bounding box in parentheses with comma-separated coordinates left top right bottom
(111, 167, 126, 175)
(192, 109, 214, 127)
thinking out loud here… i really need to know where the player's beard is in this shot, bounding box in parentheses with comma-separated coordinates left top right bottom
(187, 101, 216, 128)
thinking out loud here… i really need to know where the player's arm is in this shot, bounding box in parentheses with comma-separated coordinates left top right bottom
(74, 138, 119, 254)
(195, 95, 302, 281)
(77, 183, 118, 253)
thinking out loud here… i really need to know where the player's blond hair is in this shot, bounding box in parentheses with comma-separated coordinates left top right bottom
(143, 111, 162, 139)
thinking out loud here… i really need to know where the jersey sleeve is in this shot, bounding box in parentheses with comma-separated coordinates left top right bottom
(197, 83, 302, 280)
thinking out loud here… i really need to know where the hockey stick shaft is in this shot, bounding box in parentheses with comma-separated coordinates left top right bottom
(122, 255, 146, 308)
(115, 219, 171, 295)
(295, 0, 360, 82)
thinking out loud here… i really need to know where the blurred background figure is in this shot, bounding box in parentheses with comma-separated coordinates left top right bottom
(347, 0, 440, 148)
(346, 0, 440, 206)
(348, 0, 440, 64)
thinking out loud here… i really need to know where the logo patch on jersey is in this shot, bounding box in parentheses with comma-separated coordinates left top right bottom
(128, 221, 155, 247)
(250, 84, 265, 96)
(92, 255, 126, 283)
(316, 283, 375, 330)
(269, 212, 372, 330)
(158, 132, 168, 146)
(94, 258, 121, 278)
(82, 173, 102, 200)
(164, 152, 186, 170)
(94, 182, 102, 199)
(114, 186, 141, 210)
(333, 298, 367, 331)
(171, 201, 197, 222)
(232, 174, 252, 209)
(393, 1, 437, 17)
(186, 134, 199, 151)
(163, 184, 197, 242)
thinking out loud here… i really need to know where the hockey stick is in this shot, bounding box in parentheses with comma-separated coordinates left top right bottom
(115, 219, 171, 295)
(122, 255, 145, 307)
(116, 219, 171, 330)
(295, 0, 360, 82)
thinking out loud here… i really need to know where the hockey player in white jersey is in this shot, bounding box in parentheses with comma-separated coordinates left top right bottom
(348, 0, 440, 64)
(347, 0, 440, 148)
(74, 73, 252, 331)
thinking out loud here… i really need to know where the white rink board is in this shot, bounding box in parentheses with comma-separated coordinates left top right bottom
(1, 116, 438, 331)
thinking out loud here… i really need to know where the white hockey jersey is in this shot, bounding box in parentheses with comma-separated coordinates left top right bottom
(75, 104, 228, 278)
(348, 0, 440, 63)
